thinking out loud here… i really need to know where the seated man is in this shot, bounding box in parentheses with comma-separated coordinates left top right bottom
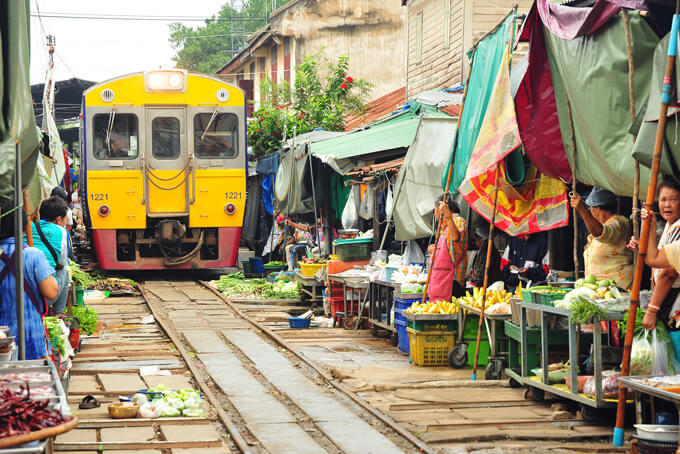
(501, 232, 549, 291)
(30, 196, 71, 315)
(467, 227, 502, 288)
(0, 197, 58, 360)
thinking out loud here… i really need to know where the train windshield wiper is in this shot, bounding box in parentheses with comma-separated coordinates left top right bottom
(200, 108, 219, 142)
(105, 108, 117, 155)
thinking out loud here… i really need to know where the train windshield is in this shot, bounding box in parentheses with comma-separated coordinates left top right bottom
(93, 114, 139, 159)
(194, 113, 238, 159)
(151, 117, 181, 159)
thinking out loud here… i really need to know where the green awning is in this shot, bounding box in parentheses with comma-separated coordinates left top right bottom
(310, 105, 449, 173)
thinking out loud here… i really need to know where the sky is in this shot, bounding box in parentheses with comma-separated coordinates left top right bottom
(30, 0, 228, 85)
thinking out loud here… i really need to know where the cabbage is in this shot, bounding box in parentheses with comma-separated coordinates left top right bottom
(631, 332, 654, 376)
(161, 406, 181, 417)
(182, 408, 205, 417)
(163, 397, 184, 410)
(131, 393, 149, 406)
(183, 397, 202, 409)
(139, 402, 163, 419)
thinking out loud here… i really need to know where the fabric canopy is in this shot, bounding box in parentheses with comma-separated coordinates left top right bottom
(0, 0, 41, 199)
(546, 10, 658, 197)
(274, 143, 314, 215)
(311, 105, 448, 174)
(442, 12, 515, 194)
(393, 115, 458, 241)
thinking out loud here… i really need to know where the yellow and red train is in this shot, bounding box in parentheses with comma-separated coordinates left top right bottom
(80, 70, 246, 270)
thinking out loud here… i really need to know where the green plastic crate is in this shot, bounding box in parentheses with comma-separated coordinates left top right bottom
(333, 238, 372, 261)
(530, 286, 568, 306)
(406, 318, 457, 332)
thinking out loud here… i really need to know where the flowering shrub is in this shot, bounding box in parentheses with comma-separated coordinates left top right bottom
(248, 52, 372, 156)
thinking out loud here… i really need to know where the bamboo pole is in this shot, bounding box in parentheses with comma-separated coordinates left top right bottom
(22, 190, 33, 247)
(613, 7, 680, 446)
(623, 10, 641, 247)
(420, 57, 474, 306)
(471, 167, 500, 381)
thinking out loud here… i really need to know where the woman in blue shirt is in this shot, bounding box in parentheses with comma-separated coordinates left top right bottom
(0, 197, 58, 360)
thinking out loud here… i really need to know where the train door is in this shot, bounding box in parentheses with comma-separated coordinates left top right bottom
(144, 107, 188, 216)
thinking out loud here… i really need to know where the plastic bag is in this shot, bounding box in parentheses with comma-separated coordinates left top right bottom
(341, 186, 359, 229)
(583, 370, 620, 399)
(385, 186, 394, 219)
(630, 330, 654, 376)
(402, 240, 425, 265)
(359, 186, 374, 220)
(652, 328, 671, 375)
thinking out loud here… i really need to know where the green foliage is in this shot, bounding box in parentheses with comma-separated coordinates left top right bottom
(169, 0, 291, 74)
(569, 297, 608, 325)
(72, 305, 99, 335)
(248, 51, 373, 156)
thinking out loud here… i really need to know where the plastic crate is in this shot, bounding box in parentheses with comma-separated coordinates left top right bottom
(396, 319, 409, 353)
(463, 316, 490, 366)
(530, 286, 568, 306)
(300, 262, 324, 277)
(288, 317, 311, 328)
(407, 318, 457, 332)
(520, 288, 532, 303)
(407, 328, 456, 366)
(333, 238, 372, 261)
(329, 296, 359, 318)
(327, 259, 370, 275)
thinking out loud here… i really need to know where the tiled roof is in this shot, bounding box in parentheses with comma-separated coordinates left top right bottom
(343, 87, 406, 131)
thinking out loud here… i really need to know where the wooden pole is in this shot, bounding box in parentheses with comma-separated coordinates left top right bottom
(471, 166, 500, 380)
(420, 57, 474, 306)
(22, 189, 34, 247)
(614, 7, 680, 446)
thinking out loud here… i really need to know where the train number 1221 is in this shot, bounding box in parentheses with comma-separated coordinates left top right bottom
(225, 192, 242, 199)
(90, 193, 109, 201)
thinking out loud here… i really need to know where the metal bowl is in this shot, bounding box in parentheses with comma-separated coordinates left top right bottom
(108, 402, 139, 419)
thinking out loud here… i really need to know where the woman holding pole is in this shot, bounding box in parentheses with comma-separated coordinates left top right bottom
(426, 194, 468, 302)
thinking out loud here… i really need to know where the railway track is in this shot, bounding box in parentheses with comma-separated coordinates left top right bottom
(137, 279, 430, 454)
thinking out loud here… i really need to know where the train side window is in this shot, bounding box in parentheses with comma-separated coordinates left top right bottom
(194, 113, 238, 159)
(93, 114, 139, 160)
(152, 117, 181, 159)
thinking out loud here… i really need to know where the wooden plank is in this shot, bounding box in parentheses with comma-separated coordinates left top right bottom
(54, 440, 222, 450)
(389, 400, 538, 411)
(77, 417, 211, 428)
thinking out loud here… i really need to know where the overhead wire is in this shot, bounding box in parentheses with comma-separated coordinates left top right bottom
(30, 12, 268, 22)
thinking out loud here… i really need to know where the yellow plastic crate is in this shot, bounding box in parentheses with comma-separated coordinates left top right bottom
(407, 327, 456, 366)
(300, 262, 325, 277)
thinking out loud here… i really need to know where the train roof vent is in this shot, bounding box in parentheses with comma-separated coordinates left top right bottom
(101, 88, 115, 103)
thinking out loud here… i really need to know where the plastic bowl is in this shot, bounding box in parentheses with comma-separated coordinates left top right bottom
(635, 424, 679, 442)
(136, 389, 165, 400)
(288, 317, 311, 329)
(108, 402, 139, 419)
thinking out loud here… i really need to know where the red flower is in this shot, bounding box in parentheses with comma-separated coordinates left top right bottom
(340, 83, 348, 90)
(273, 132, 280, 137)
(345, 76, 354, 84)
(298, 113, 304, 119)
(256, 128, 261, 133)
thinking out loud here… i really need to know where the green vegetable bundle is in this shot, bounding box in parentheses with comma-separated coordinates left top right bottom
(71, 305, 99, 335)
(69, 261, 96, 288)
(569, 297, 608, 325)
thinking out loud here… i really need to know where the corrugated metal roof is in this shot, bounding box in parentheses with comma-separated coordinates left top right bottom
(343, 87, 406, 131)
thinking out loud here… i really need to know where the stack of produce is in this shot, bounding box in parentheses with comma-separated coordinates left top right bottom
(0, 385, 67, 439)
(71, 305, 99, 335)
(406, 300, 459, 315)
(455, 287, 513, 314)
(87, 277, 137, 292)
(554, 275, 627, 310)
(133, 385, 205, 418)
(213, 272, 301, 300)
(69, 261, 96, 288)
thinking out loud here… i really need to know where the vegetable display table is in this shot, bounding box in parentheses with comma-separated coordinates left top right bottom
(367, 280, 397, 339)
(513, 301, 625, 409)
(619, 375, 680, 448)
(0, 360, 76, 453)
(294, 271, 322, 303)
(456, 301, 511, 379)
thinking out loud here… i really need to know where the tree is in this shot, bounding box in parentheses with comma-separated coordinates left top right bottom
(169, 0, 290, 74)
(248, 51, 373, 157)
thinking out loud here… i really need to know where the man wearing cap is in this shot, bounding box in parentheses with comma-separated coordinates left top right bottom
(570, 187, 633, 289)
(467, 226, 502, 287)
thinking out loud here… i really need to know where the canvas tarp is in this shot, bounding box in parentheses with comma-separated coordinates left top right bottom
(632, 31, 680, 177)
(442, 12, 515, 194)
(0, 0, 41, 202)
(545, 10, 659, 197)
(393, 115, 458, 241)
(275, 143, 314, 215)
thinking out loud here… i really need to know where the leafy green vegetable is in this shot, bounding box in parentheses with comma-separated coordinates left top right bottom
(618, 307, 670, 342)
(71, 305, 99, 335)
(69, 261, 96, 288)
(212, 273, 300, 300)
(569, 297, 608, 325)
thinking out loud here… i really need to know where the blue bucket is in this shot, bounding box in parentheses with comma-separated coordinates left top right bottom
(250, 257, 265, 274)
(288, 317, 311, 329)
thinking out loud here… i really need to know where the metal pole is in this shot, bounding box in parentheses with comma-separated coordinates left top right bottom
(614, 7, 680, 446)
(14, 142, 25, 360)
(471, 167, 500, 380)
(307, 142, 321, 249)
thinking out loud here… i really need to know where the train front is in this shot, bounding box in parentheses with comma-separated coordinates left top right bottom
(80, 70, 246, 270)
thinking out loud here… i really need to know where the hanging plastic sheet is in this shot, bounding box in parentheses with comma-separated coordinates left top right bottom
(394, 115, 458, 241)
(261, 174, 275, 215)
(274, 143, 314, 214)
(442, 12, 514, 194)
(459, 45, 569, 236)
(256, 152, 279, 176)
(536, 0, 620, 40)
(546, 10, 659, 197)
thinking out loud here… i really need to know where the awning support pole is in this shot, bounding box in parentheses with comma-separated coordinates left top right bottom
(614, 5, 680, 446)
(15, 141, 25, 360)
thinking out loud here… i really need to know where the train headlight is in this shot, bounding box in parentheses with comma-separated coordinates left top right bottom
(225, 203, 236, 215)
(144, 70, 187, 93)
(98, 205, 110, 217)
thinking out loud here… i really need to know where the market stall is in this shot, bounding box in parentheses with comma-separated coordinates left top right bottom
(0, 359, 77, 452)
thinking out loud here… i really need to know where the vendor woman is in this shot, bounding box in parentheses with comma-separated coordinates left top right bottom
(570, 187, 633, 289)
(629, 177, 680, 330)
(427, 194, 468, 301)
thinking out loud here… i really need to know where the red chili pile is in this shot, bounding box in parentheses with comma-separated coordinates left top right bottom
(0, 385, 66, 439)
